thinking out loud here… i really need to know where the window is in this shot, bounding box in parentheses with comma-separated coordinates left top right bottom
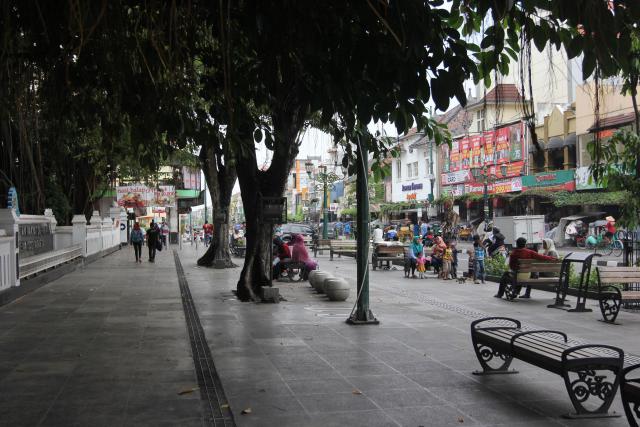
(476, 110, 485, 132)
(396, 160, 401, 178)
(407, 164, 413, 178)
(413, 162, 419, 177)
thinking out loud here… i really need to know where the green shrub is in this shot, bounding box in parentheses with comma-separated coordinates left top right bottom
(485, 253, 508, 277)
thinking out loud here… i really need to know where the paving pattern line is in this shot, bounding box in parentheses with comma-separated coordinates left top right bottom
(173, 250, 236, 427)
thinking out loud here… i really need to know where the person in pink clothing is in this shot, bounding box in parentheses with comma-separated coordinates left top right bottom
(290, 234, 318, 279)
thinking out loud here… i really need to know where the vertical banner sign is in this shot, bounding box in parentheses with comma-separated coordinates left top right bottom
(460, 137, 471, 170)
(450, 139, 460, 172)
(509, 122, 524, 161)
(470, 135, 483, 168)
(441, 145, 450, 173)
(496, 127, 510, 164)
(483, 130, 495, 165)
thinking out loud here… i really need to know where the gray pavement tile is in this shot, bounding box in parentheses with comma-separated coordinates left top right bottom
(333, 361, 400, 377)
(0, 402, 51, 426)
(407, 370, 479, 389)
(286, 378, 355, 395)
(224, 378, 292, 397)
(298, 392, 378, 414)
(385, 405, 480, 426)
(457, 401, 549, 425)
(345, 374, 423, 392)
(365, 388, 442, 409)
(425, 385, 505, 406)
(306, 409, 399, 427)
(227, 393, 306, 417)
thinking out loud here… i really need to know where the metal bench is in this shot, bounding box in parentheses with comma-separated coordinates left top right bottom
(597, 266, 640, 324)
(313, 238, 331, 257)
(371, 244, 405, 270)
(471, 317, 623, 419)
(503, 258, 564, 301)
(622, 364, 640, 426)
(329, 240, 357, 261)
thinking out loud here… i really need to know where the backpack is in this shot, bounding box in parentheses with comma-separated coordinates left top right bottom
(131, 229, 143, 243)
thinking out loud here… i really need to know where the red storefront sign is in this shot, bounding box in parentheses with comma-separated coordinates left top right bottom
(465, 176, 522, 195)
(460, 137, 471, 170)
(450, 139, 461, 172)
(470, 134, 483, 168)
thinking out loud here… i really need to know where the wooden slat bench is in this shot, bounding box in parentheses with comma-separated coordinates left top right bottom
(503, 258, 564, 301)
(371, 244, 405, 270)
(329, 240, 357, 261)
(313, 239, 331, 257)
(597, 266, 640, 323)
(471, 317, 623, 418)
(621, 364, 640, 426)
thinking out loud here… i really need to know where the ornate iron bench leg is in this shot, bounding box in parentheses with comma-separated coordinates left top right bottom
(470, 317, 521, 375)
(599, 286, 622, 324)
(561, 344, 623, 419)
(622, 365, 640, 427)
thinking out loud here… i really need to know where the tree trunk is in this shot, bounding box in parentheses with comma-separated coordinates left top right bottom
(235, 107, 304, 301)
(197, 138, 237, 268)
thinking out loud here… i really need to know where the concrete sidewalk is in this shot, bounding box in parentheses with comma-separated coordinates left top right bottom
(0, 245, 203, 426)
(0, 241, 635, 426)
(180, 244, 635, 427)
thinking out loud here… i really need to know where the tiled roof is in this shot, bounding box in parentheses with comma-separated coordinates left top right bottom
(588, 112, 637, 132)
(484, 83, 522, 102)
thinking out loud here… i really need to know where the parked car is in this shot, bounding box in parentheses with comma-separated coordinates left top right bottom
(280, 223, 317, 242)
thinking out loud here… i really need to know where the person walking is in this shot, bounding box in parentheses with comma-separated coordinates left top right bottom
(203, 220, 213, 247)
(130, 222, 145, 263)
(473, 241, 486, 284)
(147, 221, 160, 262)
(160, 220, 170, 248)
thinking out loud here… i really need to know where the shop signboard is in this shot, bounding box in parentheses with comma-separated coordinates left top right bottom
(460, 137, 471, 170)
(509, 122, 524, 161)
(440, 170, 471, 186)
(486, 161, 525, 179)
(449, 139, 460, 172)
(401, 182, 424, 192)
(470, 135, 483, 168)
(441, 184, 464, 197)
(483, 130, 495, 164)
(441, 144, 450, 173)
(117, 185, 176, 208)
(495, 127, 511, 164)
(465, 176, 522, 195)
(522, 170, 576, 191)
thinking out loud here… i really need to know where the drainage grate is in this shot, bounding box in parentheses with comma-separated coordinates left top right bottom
(173, 250, 235, 427)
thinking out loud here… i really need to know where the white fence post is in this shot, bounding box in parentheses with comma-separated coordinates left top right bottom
(0, 209, 19, 289)
(72, 215, 88, 257)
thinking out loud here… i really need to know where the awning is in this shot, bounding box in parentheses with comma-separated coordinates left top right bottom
(528, 140, 545, 153)
(547, 136, 564, 150)
(563, 134, 576, 147)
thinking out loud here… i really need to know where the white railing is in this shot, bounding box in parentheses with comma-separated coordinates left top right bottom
(0, 234, 13, 291)
(19, 245, 83, 279)
(0, 209, 123, 292)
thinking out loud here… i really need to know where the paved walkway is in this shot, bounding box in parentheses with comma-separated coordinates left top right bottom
(0, 246, 203, 426)
(179, 245, 637, 427)
(1, 243, 637, 426)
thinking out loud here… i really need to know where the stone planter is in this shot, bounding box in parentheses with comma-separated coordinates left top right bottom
(324, 277, 350, 301)
(308, 270, 320, 287)
(310, 271, 332, 293)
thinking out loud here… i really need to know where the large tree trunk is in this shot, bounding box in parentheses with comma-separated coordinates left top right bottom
(197, 139, 238, 268)
(235, 106, 305, 301)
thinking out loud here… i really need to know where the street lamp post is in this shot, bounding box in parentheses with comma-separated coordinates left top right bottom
(305, 162, 339, 239)
(471, 164, 508, 223)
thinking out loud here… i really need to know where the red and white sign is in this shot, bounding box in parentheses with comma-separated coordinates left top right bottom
(441, 170, 471, 186)
(465, 176, 522, 195)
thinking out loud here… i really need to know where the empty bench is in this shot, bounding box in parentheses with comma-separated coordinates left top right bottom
(471, 316, 623, 418)
(313, 238, 331, 257)
(503, 258, 564, 301)
(371, 244, 405, 270)
(330, 240, 357, 261)
(597, 266, 640, 324)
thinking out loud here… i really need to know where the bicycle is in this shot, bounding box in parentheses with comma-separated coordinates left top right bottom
(586, 235, 623, 257)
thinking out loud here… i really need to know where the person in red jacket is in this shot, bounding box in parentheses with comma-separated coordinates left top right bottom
(494, 237, 555, 298)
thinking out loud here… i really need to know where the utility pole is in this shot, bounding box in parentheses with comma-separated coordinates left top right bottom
(347, 136, 378, 325)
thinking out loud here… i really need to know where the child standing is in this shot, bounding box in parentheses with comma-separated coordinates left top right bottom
(441, 243, 453, 280)
(416, 254, 427, 279)
(473, 241, 486, 284)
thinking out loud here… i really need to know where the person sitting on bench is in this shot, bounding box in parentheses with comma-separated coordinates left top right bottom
(494, 237, 555, 299)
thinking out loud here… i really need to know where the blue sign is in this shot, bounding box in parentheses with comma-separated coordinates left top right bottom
(401, 182, 423, 192)
(7, 187, 19, 217)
